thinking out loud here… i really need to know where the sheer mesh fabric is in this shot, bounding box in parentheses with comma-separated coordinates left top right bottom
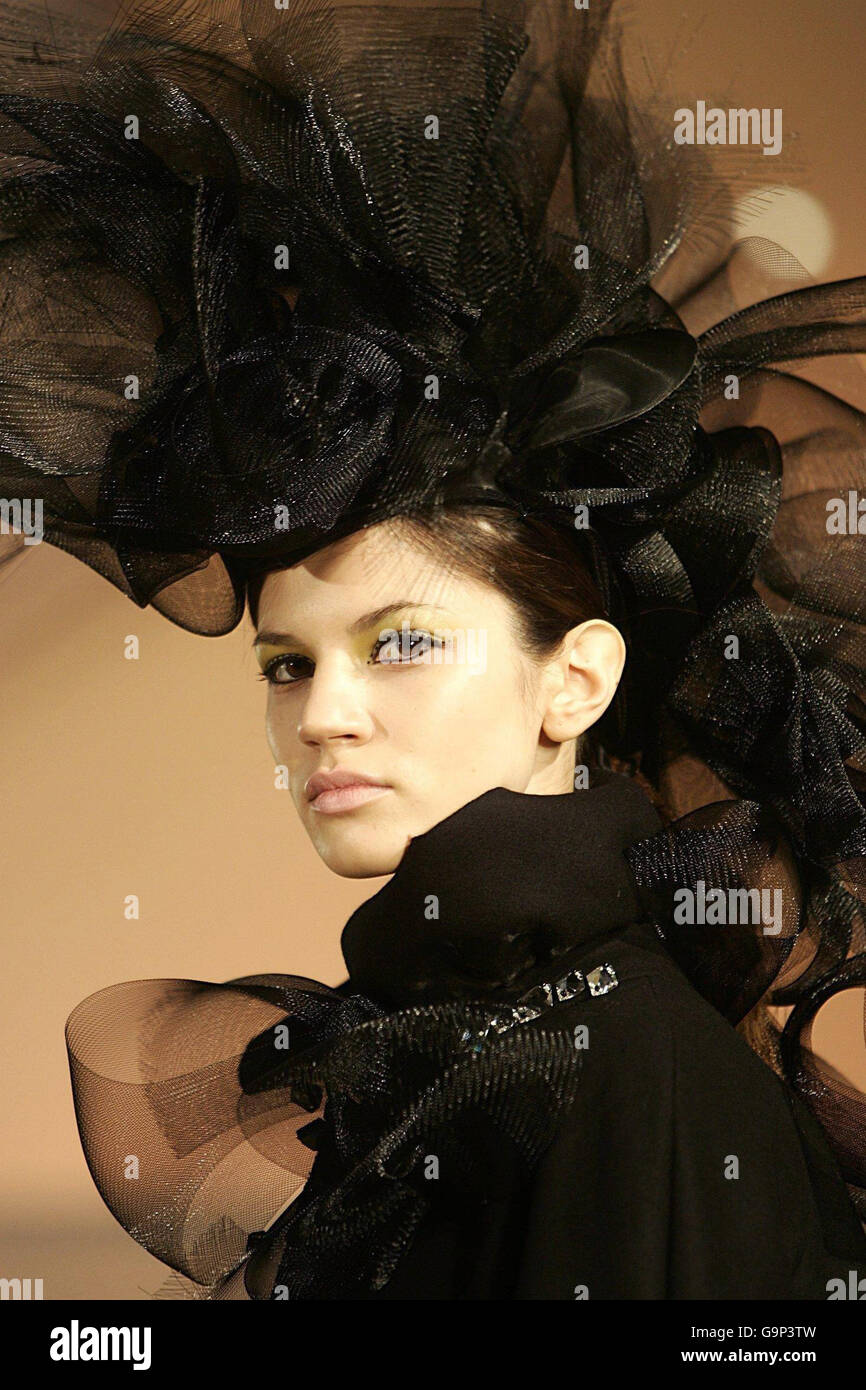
(66, 976, 584, 1298)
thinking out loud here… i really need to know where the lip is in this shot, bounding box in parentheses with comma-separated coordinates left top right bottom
(309, 784, 392, 815)
(305, 767, 392, 815)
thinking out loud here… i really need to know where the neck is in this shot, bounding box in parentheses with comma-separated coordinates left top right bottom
(523, 739, 581, 795)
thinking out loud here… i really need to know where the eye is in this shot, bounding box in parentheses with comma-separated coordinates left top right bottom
(256, 628, 448, 686)
(370, 629, 446, 664)
(257, 652, 313, 686)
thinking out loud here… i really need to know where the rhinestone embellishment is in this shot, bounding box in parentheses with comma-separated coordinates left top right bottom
(586, 964, 619, 996)
(459, 962, 618, 1052)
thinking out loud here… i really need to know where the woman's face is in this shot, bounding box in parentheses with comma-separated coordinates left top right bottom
(254, 521, 617, 877)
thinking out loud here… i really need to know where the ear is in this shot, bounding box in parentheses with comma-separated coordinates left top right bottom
(540, 620, 626, 744)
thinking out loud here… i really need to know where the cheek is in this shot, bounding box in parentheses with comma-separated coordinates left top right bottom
(387, 659, 534, 750)
(264, 692, 296, 761)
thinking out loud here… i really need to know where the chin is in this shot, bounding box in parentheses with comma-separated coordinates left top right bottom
(322, 844, 405, 879)
(308, 824, 407, 879)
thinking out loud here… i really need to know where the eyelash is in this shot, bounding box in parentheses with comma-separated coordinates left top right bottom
(257, 629, 447, 686)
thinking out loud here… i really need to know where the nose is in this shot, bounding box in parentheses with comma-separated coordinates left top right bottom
(295, 659, 375, 749)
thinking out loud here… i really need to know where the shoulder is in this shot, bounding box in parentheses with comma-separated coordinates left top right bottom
(559, 938, 789, 1106)
(538, 941, 812, 1218)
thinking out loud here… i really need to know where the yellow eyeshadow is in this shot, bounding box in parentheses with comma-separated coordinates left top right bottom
(372, 610, 446, 634)
(254, 642, 297, 671)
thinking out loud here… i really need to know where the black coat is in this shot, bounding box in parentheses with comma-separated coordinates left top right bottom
(288, 770, 866, 1300)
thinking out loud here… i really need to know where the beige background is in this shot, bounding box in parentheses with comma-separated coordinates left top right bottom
(2, 0, 865, 1298)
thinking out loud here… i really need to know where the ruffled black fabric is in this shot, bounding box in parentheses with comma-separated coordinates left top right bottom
(65, 954, 586, 1299)
(1, 0, 864, 1287)
(66, 974, 591, 1299)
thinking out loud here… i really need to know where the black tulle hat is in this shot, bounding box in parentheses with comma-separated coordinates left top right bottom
(3, 0, 866, 1293)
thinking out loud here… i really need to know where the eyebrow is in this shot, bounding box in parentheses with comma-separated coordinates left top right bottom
(252, 602, 453, 649)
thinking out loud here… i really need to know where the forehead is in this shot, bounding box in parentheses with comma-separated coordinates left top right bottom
(255, 521, 504, 629)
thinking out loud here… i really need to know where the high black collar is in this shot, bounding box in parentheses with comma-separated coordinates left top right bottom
(340, 768, 664, 1008)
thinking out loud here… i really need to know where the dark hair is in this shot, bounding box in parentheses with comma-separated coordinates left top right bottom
(246, 505, 612, 766)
